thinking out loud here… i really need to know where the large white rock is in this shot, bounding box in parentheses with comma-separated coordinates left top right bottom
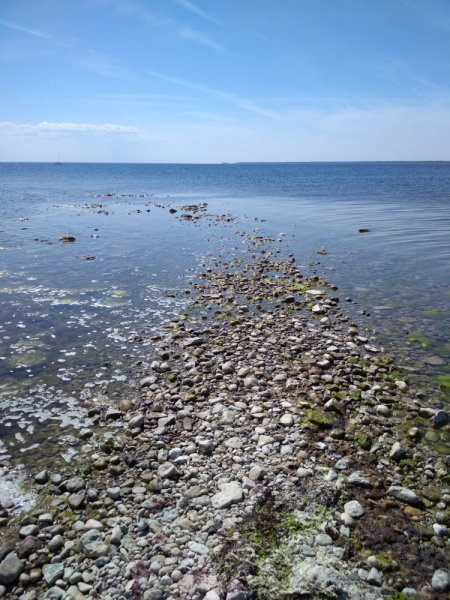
(211, 482, 243, 509)
(344, 500, 365, 519)
(432, 568, 450, 592)
(387, 486, 421, 505)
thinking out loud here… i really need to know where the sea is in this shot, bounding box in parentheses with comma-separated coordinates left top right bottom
(1, 161, 450, 482)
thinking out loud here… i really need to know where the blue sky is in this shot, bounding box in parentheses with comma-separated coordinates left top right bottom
(1, 0, 449, 162)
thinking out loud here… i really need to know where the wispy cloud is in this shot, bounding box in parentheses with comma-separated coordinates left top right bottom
(173, 0, 224, 26)
(148, 71, 278, 118)
(71, 50, 127, 78)
(0, 19, 72, 49)
(179, 26, 223, 51)
(0, 122, 139, 136)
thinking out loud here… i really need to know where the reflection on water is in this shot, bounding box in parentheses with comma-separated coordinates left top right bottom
(0, 161, 450, 466)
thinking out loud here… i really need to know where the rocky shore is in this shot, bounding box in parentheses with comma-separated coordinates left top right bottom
(1, 236, 450, 600)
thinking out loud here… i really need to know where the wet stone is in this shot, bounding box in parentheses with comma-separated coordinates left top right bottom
(0, 553, 24, 585)
(68, 494, 84, 510)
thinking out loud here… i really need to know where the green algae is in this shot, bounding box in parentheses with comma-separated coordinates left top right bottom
(304, 408, 332, 430)
(354, 434, 372, 451)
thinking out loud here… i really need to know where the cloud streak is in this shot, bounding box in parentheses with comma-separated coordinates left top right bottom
(0, 19, 72, 49)
(148, 71, 278, 118)
(0, 122, 139, 136)
(173, 0, 224, 26)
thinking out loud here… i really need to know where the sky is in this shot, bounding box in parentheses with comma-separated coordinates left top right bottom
(0, 0, 449, 162)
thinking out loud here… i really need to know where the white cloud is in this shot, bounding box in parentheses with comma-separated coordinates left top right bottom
(0, 121, 140, 136)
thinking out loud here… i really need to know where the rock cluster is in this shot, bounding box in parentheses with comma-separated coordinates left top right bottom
(1, 248, 450, 600)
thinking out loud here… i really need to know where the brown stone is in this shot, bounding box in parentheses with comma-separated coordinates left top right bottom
(68, 494, 85, 510)
(404, 506, 422, 518)
(17, 537, 42, 559)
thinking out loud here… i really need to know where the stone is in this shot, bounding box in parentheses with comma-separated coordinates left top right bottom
(279, 414, 294, 427)
(211, 482, 243, 509)
(395, 380, 407, 390)
(390, 442, 406, 461)
(66, 492, 85, 511)
(198, 439, 215, 455)
(335, 457, 350, 470)
(243, 376, 258, 389)
(433, 523, 447, 537)
(431, 411, 450, 429)
(257, 434, 274, 446)
(80, 529, 110, 558)
(42, 563, 64, 586)
(17, 537, 42, 559)
(242, 477, 256, 490)
(47, 535, 64, 552)
(367, 567, 383, 586)
(388, 486, 421, 505)
(19, 525, 39, 538)
(79, 428, 93, 439)
(187, 541, 209, 555)
(168, 447, 182, 459)
(34, 470, 49, 484)
(344, 500, 365, 518)
(226, 591, 247, 600)
(402, 588, 418, 596)
(348, 472, 371, 487)
(45, 587, 65, 599)
(221, 411, 235, 425)
(225, 437, 243, 449)
(65, 477, 85, 493)
(248, 465, 266, 481)
(85, 519, 104, 531)
(0, 553, 24, 585)
(185, 485, 203, 499)
(158, 462, 179, 479)
(315, 534, 333, 546)
(106, 487, 121, 500)
(432, 569, 450, 592)
(205, 591, 220, 600)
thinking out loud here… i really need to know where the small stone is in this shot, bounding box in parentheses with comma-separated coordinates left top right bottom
(187, 541, 209, 555)
(402, 588, 418, 596)
(432, 569, 450, 592)
(198, 439, 215, 454)
(85, 519, 104, 531)
(168, 447, 182, 459)
(47, 535, 64, 552)
(34, 470, 49, 485)
(348, 472, 371, 487)
(79, 428, 94, 440)
(280, 414, 294, 427)
(19, 525, 39, 538)
(344, 500, 365, 518)
(158, 462, 179, 479)
(205, 592, 220, 600)
(226, 591, 247, 600)
(80, 529, 110, 558)
(0, 553, 24, 585)
(224, 437, 243, 449)
(315, 534, 333, 546)
(388, 486, 421, 505)
(257, 434, 274, 446)
(433, 523, 448, 537)
(390, 442, 406, 461)
(431, 411, 450, 429)
(68, 494, 85, 510)
(335, 457, 350, 470)
(65, 477, 85, 493)
(221, 411, 235, 425)
(395, 380, 407, 390)
(128, 414, 145, 429)
(17, 537, 42, 559)
(171, 569, 182, 583)
(211, 482, 243, 509)
(42, 563, 64, 586)
(248, 465, 266, 481)
(367, 567, 383, 586)
(110, 526, 123, 545)
(106, 487, 121, 500)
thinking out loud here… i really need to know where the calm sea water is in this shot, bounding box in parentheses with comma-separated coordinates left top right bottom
(1, 161, 450, 470)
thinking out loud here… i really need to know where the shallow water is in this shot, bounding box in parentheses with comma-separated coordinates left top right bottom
(1, 161, 449, 469)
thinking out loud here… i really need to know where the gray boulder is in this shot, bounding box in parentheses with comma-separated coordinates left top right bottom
(80, 529, 109, 558)
(0, 552, 24, 585)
